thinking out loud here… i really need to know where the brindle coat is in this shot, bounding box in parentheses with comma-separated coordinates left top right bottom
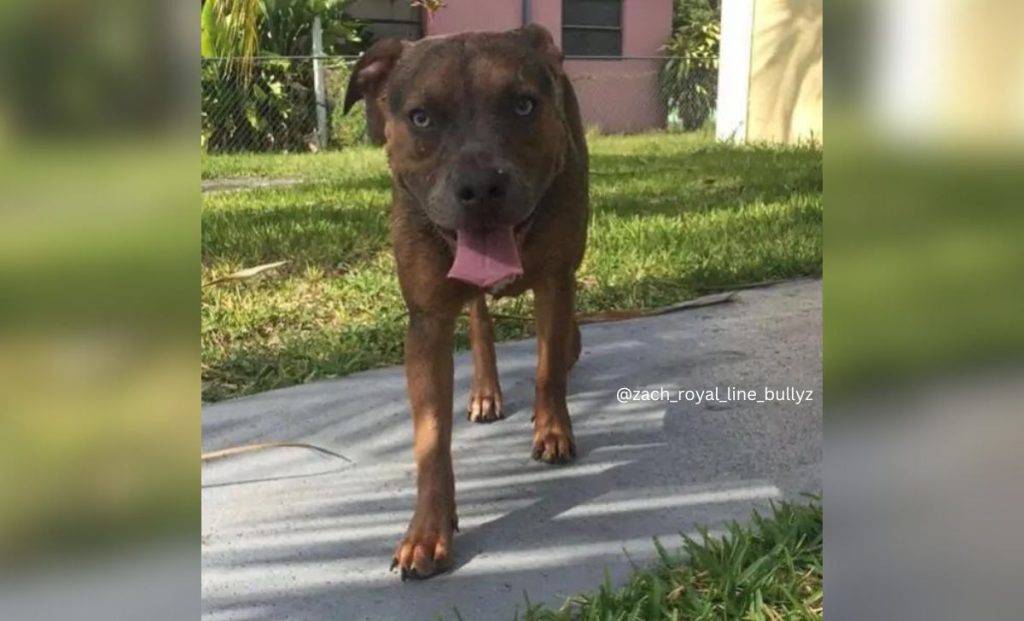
(344, 24, 588, 579)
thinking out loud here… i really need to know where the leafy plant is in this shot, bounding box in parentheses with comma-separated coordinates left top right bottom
(202, 0, 263, 78)
(661, 0, 721, 131)
(202, 59, 312, 152)
(325, 62, 370, 148)
(259, 0, 364, 57)
(411, 0, 446, 15)
(201, 0, 367, 152)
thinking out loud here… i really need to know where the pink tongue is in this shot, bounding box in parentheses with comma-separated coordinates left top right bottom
(447, 226, 523, 288)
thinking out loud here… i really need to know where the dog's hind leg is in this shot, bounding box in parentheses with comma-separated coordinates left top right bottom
(467, 295, 504, 423)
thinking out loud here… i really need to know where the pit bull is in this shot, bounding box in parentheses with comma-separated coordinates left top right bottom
(343, 24, 588, 579)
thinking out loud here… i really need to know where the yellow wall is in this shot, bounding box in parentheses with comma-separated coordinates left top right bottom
(747, 0, 823, 144)
(937, 0, 1024, 144)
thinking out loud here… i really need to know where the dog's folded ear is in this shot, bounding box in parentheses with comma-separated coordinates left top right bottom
(343, 38, 406, 115)
(518, 23, 564, 73)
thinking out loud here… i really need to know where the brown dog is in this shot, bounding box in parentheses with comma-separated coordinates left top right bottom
(343, 24, 588, 579)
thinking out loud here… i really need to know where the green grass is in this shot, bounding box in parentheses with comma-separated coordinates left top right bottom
(201, 133, 822, 401)
(502, 499, 823, 621)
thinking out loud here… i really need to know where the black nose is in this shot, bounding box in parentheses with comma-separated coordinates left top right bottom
(456, 168, 510, 207)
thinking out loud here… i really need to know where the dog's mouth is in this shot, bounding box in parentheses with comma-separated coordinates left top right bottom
(436, 212, 535, 247)
(438, 211, 537, 290)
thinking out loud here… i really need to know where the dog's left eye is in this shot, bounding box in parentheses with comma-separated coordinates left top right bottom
(514, 96, 536, 116)
(409, 108, 432, 128)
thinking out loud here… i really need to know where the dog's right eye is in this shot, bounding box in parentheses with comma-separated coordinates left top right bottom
(409, 109, 432, 129)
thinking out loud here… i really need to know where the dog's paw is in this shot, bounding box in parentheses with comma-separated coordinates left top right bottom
(467, 387, 503, 423)
(532, 426, 576, 464)
(391, 512, 457, 580)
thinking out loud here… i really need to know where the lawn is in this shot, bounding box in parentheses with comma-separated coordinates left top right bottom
(508, 499, 823, 621)
(201, 132, 822, 401)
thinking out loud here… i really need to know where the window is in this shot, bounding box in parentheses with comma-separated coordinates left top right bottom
(347, 0, 424, 41)
(562, 0, 622, 58)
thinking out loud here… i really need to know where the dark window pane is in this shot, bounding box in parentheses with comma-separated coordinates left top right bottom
(562, 28, 621, 57)
(362, 21, 421, 41)
(563, 0, 621, 28)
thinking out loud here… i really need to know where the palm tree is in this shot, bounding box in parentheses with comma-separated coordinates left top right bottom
(201, 0, 263, 85)
(203, 0, 446, 61)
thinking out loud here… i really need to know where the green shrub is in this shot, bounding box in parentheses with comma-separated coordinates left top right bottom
(325, 61, 371, 149)
(200, 0, 367, 153)
(661, 0, 721, 132)
(202, 58, 320, 153)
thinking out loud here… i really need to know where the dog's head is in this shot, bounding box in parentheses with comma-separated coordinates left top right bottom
(343, 25, 570, 288)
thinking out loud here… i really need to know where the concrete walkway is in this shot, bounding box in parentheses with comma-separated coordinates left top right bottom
(202, 280, 822, 621)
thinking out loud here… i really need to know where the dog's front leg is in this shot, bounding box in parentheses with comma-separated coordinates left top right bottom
(531, 271, 578, 464)
(392, 310, 458, 579)
(467, 295, 504, 423)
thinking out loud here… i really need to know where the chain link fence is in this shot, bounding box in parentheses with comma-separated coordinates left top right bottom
(201, 56, 718, 154)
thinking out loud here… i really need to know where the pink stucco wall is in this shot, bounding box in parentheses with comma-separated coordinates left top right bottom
(423, 0, 674, 134)
(423, 0, 521, 34)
